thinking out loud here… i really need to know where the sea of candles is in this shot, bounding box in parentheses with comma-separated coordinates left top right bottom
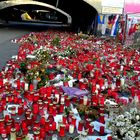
(0, 30, 139, 140)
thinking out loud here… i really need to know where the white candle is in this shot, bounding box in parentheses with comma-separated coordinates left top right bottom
(69, 124, 75, 134)
(83, 96, 88, 105)
(129, 60, 133, 65)
(33, 79, 38, 90)
(52, 134, 58, 140)
(95, 89, 98, 94)
(57, 121, 62, 131)
(96, 84, 100, 90)
(10, 128, 16, 140)
(104, 79, 108, 89)
(120, 77, 125, 87)
(55, 94, 60, 103)
(24, 83, 29, 91)
(120, 65, 124, 71)
(68, 80, 73, 87)
(90, 71, 94, 77)
(111, 82, 116, 90)
(60, 95, 65, 104)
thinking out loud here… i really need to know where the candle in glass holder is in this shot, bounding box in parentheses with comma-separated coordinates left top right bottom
(10, 128, 16, 140)
(49, 73, 55, 80)
(21, 120, 27, 130)
(46, 86, 52, 97)
(59, 103, 64, 113)
(107, 135, 112, 140)
(88, 124, 94, 135)
(29, 84, 34, 92)
(96, 138, 101, 140)
(40, 128, 45, 139)
(59, 124, 65, 137)
(24, 83, 29, 91)
(0, 78, 3, 87)
(63, 81, 69, 87)
(15, 122, 20, 132)
(99, 114, 105, 124)
(13, 96, 18, 104)
(78, 120, 84, 132)
(52, 106, 56, 116)
(99, 106, 105, 114)
(72, 96, 78, 103)
(45, 120, 50, 132)
(18, 98, 22, 104)
(79, 82, 87, 90)
(69, 124, 75, 134)
(6, 121, 12, 134)
(16, 133, 22, 140)
(99, 96, 105, 105)
(34, 130, 40, 140)
(60, 95, 65, 104)
(21, 82, 25, 89)
(1, 129, 8, 139)
(65, 97, 70, 106)
(57, 121, 62, 131)
(48, 104, 53, 114)
(40, 117, 46, 126)
(62, 114, 67, 124)
(33, 103, 39, 115)
(120, 77, 125, 87)
(8, 96, 13, 103)
(52, 134, 58, 140)
(85, 118, 92, 129)
(33, 94, 39, 102)
(71, 117, 76, 127)
(55, 94, 60, 103)
(16, 80, 20, 90)
(100, 126, 104, 135)
(47, 97, 52, 104)
(83, 96, 88, 105)
(33, 79, 38, 90)
(52, 121, 56, 131)
(5, 114, 11, 122)
(0, 118, 4, 129)
(78, 73, 82, 80)
(11, 106, 17, 116)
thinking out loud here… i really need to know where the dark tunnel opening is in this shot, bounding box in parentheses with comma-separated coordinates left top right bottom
(38, 0, 98, 34)
(0, 0, 98, 34)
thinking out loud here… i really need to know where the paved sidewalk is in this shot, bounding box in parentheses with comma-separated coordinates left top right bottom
(0, 26, 45, 70)
(0, 27, 27, 70)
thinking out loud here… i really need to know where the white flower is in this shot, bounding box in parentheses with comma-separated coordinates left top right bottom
(116, 121, 125, 127)
(120, 128, 127, 136)
(130, 108, 138, 115)
(136, 115, 140, 121)
(117, 115, 124, 120)
(125, 131, 135, 138)
(124, 112, 132, 120)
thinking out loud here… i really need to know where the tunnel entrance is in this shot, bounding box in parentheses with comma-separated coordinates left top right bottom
(0, 0, 98, 33)
(38, 0, 98, 34)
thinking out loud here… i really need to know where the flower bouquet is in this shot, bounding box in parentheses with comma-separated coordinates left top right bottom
(107, 101, 140, 140)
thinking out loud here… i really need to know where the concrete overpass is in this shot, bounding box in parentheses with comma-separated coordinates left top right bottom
(0, 0, 100, 33)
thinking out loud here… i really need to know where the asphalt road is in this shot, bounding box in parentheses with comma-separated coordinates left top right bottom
(0, 25, 47, 70)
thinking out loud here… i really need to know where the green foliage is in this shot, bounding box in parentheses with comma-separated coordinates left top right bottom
(51, 36, 60, 46)
(26, 64, 49, 88)
(19, 62, 27, 74)
(34, 49, 50, 63)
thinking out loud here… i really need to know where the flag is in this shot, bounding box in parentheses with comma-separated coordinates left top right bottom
(111, 15, 119, 36)
(98, 15, 105, 24)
